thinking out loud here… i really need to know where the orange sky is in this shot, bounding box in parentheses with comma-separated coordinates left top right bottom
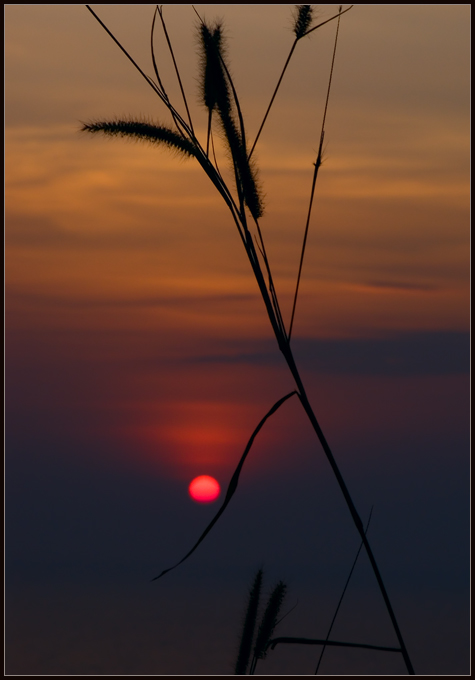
(5, 5, 470, 479)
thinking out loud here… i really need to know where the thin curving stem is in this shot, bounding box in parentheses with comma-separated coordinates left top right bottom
(156, 5, 195, 136)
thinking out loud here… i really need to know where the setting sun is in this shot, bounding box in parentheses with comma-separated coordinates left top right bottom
(188, 475, 221, 503)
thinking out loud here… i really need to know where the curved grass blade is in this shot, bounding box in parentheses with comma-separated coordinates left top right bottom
(156, 5, 195, 135)
(152, 391, 297, 581)
(150, 8, 166, 97)
(86, 6, 165, 106)
(85, 5, 192, 139)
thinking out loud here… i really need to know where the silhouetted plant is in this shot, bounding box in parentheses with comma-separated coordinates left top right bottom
(81, 5, 415, 674)
(234, 569, 289, 676)
(250, 579, 287, 675)
(234, 509, 377, 674)
(235, 568, 263, 675)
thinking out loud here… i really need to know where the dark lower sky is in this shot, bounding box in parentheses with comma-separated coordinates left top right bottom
(6, 329, 469, 674)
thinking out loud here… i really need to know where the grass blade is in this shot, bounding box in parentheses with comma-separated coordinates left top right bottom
(85, 5, 192, 139)
(150, 7, 166, 97)
(156, 5, 195, 135)
(151, 391, 297, 581)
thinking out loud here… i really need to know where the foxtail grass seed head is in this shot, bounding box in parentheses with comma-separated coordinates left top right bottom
(199, 22, 225, 113)
(197, 19, 264, 219)
(199, 21, 231, 116)
(293, 5, 314, 39)
(240, 154, 264, 220)
(235, 569, 263, 675)
(81, 118, 198, 158)
(253, 581, 287, 661)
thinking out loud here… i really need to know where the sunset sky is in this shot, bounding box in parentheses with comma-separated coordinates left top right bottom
(6, 4, 469, 675)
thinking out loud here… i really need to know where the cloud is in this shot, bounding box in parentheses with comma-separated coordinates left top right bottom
(188, 331, 470, 376)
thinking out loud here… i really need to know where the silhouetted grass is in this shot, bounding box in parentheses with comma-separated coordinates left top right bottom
(81, 5, 414, 674)
(81, 119, 198, 157)
(235, 569, 263, 675)
(250, 580, 287, 675)
(234, 569, 290, 676)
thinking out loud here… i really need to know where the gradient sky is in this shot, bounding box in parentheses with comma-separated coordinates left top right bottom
(5, 4, 470, 675)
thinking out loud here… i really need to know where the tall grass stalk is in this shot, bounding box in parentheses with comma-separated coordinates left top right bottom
(289, 5, 343, 340)
(247, 4, 353, 160)
(82, 5, 414, 674)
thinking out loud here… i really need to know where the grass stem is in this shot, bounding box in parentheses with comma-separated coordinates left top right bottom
(315, 506, 374, 674)
(156, 5, 195, 135)
(289, 6, 343, 340)
(268, 636, 401, 654)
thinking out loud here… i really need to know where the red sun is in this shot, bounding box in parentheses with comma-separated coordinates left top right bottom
(188, 475, 221, 503)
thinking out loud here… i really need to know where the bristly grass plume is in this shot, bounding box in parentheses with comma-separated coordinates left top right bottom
(234, 569, 289, 675)
(250, 580, 287, 675)
(235, 568, 263, 675)
(293, 4, 314, 39)
(197, 18, 264, 219)
(81, 118, 198, 158)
